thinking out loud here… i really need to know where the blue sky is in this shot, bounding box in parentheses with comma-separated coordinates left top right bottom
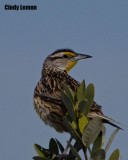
(0, 1, 128, 159)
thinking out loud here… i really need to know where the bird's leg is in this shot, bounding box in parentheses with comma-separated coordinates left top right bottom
(83, 147, 88, 160)
(63, 136, 73, 154)
(85, 151, 88, 160)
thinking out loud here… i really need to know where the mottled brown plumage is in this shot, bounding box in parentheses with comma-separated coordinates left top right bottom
(33, 49, 120, 132)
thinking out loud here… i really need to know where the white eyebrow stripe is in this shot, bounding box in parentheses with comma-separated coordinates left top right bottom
(50, 52, 65, 57)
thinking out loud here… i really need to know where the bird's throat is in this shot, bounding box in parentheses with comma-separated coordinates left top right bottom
(66, 61, 77, 73)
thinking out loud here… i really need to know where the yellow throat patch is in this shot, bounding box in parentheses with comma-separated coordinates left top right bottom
(66, 60, 77, 73)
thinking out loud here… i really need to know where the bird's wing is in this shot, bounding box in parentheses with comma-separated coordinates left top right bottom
(34, 78, 66, 114)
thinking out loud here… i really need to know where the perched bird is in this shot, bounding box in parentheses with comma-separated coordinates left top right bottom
(33, 49, 120, 132)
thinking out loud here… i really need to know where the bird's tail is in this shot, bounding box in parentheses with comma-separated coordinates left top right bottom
(88, 112, 123, 130)
(104, 120, 123, 130)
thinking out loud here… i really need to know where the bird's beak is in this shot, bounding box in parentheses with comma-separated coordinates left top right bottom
(73, 53, 92, 61)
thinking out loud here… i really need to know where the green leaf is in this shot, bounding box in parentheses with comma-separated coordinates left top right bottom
(105, 128, 119, 153)
(90, 149, 105, 160)
(62, 82, 75, 104)
(101, 124, 106, 146)
(92, 125, 106, 154)
(77, 80, 86, 103)
(82, 117, 102, 147)
(109, 149, 120, 160)
(63, 118, 81, 140)
(33, 156, 51, 160)
(71, 121, 77, 130)
(78, 114, 88, 134)
(85, 83, 95, 107)
(49, 138, 59, 155)
(61, 90, 76, 122)
(78, 99, 89, 116)
(55, 139, 64, 153)
(34, 144, 50, 157)
(68, 141, 82, 160)
(92, 132, 102, 154)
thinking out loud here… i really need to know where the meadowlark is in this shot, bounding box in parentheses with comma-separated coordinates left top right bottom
(33, 49, 120, 132)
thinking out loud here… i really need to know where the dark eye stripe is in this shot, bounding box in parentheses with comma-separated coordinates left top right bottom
(48, 56, 63, 61)
(48, 54, 71, 61)
(63, 54, 68, 58)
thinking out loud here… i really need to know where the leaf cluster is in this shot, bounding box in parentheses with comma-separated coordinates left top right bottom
(33, 80, 120, 160)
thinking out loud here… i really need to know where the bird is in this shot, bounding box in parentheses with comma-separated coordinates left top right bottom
(33, 49, 121, 132)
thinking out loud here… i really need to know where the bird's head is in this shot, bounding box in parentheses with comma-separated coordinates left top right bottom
(44, 49, 92, 73)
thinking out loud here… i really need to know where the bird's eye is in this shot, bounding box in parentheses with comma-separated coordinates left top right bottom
(63, 54, 68, 58)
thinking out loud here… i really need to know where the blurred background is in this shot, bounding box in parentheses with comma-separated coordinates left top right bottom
(0, 0, 128, 159)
